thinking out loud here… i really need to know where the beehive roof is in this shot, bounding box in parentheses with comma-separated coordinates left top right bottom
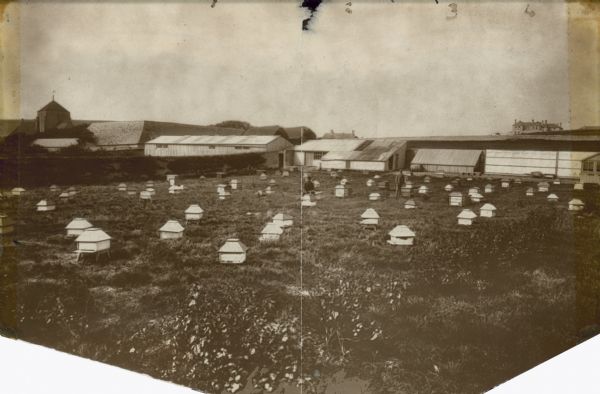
(37, 199, 54, 206)
(75, 228, 111, 242)
(118, 183, 126, 187)
(569, 198, 584, 206)
(0, 214, 13, 226)
(405, 199, 416, 206)
(185, 204, 204, 214)
(470, 193, 483, 199)
(539, 181, 550, 187)
(418, 185, 428, 191)
(369, 192, 381, 197)
(262, 223, 284, 235)
(273, 213, 293, 220)
(449, 192, 463, 197)
(335, 184, 346, 189)
(526, 187, 534, 192)
(389, 225, 415, 237)
(457, 209, 477, 219)
(59, 192, 70, 197)
(66, 218, 93, 230)
(481, 203, 497, 211)
(160, 220, 185, 233)
(361, 208, 380, 219)
(12, 187, 25, 192)
(547, 193, 559, 199)
(219, 238, 248, 253)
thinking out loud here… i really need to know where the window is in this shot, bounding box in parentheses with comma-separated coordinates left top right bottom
(234, 146, 250, 150)
(313, 151, 325, 160)
(208, 145, 216, 149)
(583, 161, 595, 173)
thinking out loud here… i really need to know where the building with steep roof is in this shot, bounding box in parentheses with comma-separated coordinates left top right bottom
(36, 99, 72, 133)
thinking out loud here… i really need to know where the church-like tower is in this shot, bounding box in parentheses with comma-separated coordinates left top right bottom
(35, 99, 72, 133)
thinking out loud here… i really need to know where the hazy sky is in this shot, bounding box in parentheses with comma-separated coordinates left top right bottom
(13, 1, 570, 137)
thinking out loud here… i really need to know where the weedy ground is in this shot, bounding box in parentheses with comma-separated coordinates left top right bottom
(1, 171, 599, 394)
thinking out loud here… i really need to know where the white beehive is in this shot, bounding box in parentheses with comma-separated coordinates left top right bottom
(449, 192, 463, 207)
(140, 190, 152, 200)
(313, 180, 320, 188)
(360, 208, 380, 227)
(272, 213, 293, 228)
(547, 193, 559, 202)
(484, 184, 494, 193)
(146, 181, 154, 188)
(366, 179, 375, 187)
(369, 192, 382, 201)
(218, 191, 231, 200)
(265, 186, 274, 195)
(259, 223, 283, 242)
(216, 184, 227, 194)
(117, 183, 127, 191)
(466, 177, 473, 182)
(75, 228, 111, 253)
(330, 171, 338, 178)
(159, 220, 185, 240)
(404, 199, 416, 209)
(259, 173, 268, 181)
(314, 191, 323, 200)
(301, 194, 316, 207)
(11, 187, 25, 196)
(65, 218, 93, 237)
(480, 203, 497, 218)
(514, 178, 522, 184)
(444, 184, 453, 192)
(423, 176, 431, 183)
(574, 183, 584, 191)
(470, 192, 484, 203)
(401, 186, 412, 197)
(50, 185, 60, 192)
(340, 178, 348, 185)
(538, 182, 550, 192)
(67, 186, 77, 196)
(219, 238, 247, 264)
(335, 184, 348, 198)
(145, 187, 156, 196)
(373, 174, 381, 179)
(418, 185, 428, 195)
(230, 179, 240, 190)
(501, 179, 510, 188)
(166, 174, 177, 183)
(36, 200, 56, 212)
(127, 187, 137, 196)
(169, 185, 184, 194)
(268, 179, 277, 186)
(0, 214, 15, 235)
(457, 209, 477, 226)
(282, 170, 290, 177)
(387, 225, 415, 246)
(553, 179, 561, 185)
(185, 204, 204, 222)
(59, 192, 70, 201)
(526, 187, 534, 196)
(468, 187, 480, 195)
(568, 199, 584, 211)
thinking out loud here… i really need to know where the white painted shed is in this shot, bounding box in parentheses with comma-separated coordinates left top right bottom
(387, 225, 415, 246)
(159, 220, 185, 240)
(65, 218, 93, 237)
(219, 238, 247, 264)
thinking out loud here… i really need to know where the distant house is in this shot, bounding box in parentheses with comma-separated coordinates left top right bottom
(580, 153, 600, 184)
(410, 149, 483, 174)
(512, 119, 563, 135)
(32, 138, 79, 152)
(322, 130, 358, 139)
(36, 100, 73, 133)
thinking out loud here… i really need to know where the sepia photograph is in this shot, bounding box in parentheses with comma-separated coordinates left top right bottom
(0, 1, 599, 393)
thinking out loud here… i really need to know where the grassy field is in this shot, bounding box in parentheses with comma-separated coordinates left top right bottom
(1, 170, 599, 393)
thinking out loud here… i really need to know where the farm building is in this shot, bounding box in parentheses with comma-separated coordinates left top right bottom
(259, 223, 284, 242)
(185, 205, 204, 222)
(457, 209, 477, 226)
(0, 214, 14, 235)
(75, 228, 111, 253)
(360, 208, 380, 227)
(480, 203, 497, 218)
(387, 225, 415, 246)
(272, 213, 293, 228)
(291, 139, 369, 168)
(580, 154, 600, 184)
(36, 200, 56, 212)
(485, 149, 599, 179)
(218, 238, 247, 264)
(159, 220, 185, 240)
(318, 139, 407, 172)
(145, 135, 292, 168)
(65, 218, 93, 237)
(410, 149, 483, 174)
(32, 138, 79, 152)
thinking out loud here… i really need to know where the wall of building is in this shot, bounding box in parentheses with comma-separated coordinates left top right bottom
(349, 161, 386, 171)
(145, 144, 268, 157)
(321, 160, 348, 170)
(411, 164, 476, 174)
(485, 149, 598, 178)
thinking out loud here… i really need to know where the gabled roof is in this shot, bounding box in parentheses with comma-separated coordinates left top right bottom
(321, 139, 406, 162)
(449, 192, 463, 197)
(458, 209, 477, 219)
(88, 121, 146, 146)
(389, 225, 415, 237)
(293, 139, 368, 152)
(404, 199, 416, 206)
(481, 203, 497, 211)
(66, 218, 93, 230)
(361, 208, 380, 219)
(411, 149, 483, 167)
(146, 135, 283, 146)
(261, 223, 284, 235)
(569, 199, 584, 205)
(36, 200, 54, 206)
(75, 228, 111, 242)
(38, 100, 69, 113)
(160, 220, 185, 233)
(547, 193, 559, 199)
(185, 205, 204, 214)
(219, 238, 248, 253)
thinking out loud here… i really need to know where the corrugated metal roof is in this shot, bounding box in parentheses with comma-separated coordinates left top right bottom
(411, 149, 483, 166)
(33, 138, 79, 148)
(320, 139, 406, 161)
(146, 135, 281, 145)
(293, 139, 369, 152)
(88, 121, 146, 146)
